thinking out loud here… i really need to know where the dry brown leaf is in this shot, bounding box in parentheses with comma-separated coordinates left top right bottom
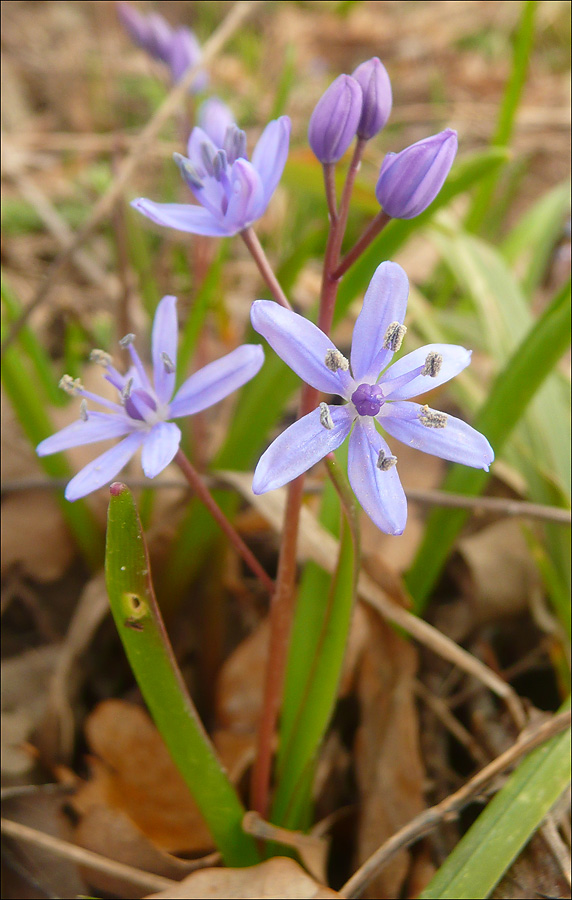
(145, 856, 339, 899)
(353, 606, 426, 900)
(73, 699, 214, 855)
(73, 805, 210, 899)
(215, 619, 269, 733)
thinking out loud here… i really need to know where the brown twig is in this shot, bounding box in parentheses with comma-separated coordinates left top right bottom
(0, 818, 178, 894)
(1, 0, 258, 357)
(339, 710, 572, 899)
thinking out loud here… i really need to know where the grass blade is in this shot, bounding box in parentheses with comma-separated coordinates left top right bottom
(105, 483, 259, 866)
(419, 703, 571, 899)
(406, 277, 571, 611)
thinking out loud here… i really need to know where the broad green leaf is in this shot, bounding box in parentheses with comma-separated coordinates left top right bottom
(105, 484, 259, 867)
(420, 705, 571, 899)
(406, 277, 571, 610)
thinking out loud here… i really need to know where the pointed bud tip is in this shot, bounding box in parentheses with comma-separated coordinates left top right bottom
(110, 482, 128, 496)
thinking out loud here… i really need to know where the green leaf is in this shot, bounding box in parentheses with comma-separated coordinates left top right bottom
(105, 484, 259, 867)
(501, 180, 571, 298)
(272, 449, 359, 831)
(465, 0, 539, 234)
(419, 704, 571, 899)
(406, 277, 571, 611)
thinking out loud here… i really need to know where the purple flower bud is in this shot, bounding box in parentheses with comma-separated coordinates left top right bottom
(351, 58, 392, 140)
(308, 74, 363, 164)
(375, 129, 458, 219)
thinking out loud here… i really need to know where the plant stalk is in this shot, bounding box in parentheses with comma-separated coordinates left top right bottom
(174, 448, 274, 596)
(241, 227, 292, 310)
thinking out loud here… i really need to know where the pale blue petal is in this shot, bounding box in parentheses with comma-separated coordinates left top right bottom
(379, 401, 494, 470)
(223, 159, 266, 231)
(37, 413, 132, 455)
(252, 405, 354, 494)
(64, 432, 145, 501)
(131, 199, 229, 236)
(152, 295, 178, 404)
(250, 300, 350, 396)
(381, 343, 472, 399)
(251, 117, 291, 206)
(350, 261, 410, 382)
(347, 421, 407, 535)
(169, 344, 264, 418)
(141, 422, 181, 478)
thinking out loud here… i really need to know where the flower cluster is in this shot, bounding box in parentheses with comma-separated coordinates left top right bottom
(38, 41, 494, 537)
(308, 56, 458, 220)
(37, 296, 263, 501)
(117, 2, 207, 90)
(133, 98, 291, 238)
(251, 262, 493, 535)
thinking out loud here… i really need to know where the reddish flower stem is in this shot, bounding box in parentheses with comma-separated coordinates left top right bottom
(241, 227, 292, 310)
(332, 209, 391, 280)
(323, 163, 338, 222)
(174, 448, 274, 596)
(250, 140, 370, 819)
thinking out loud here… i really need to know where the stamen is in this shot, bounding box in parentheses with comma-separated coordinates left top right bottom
(319, 402, 334, 430)
(173, 153, 204, 190)
(224, 125, 247, 163)
(119, 333, 135, 348)
(79, 399, 89, 422)
(383, 321, 407, 352)
(90, 349, 112, 367)
(212, 149, 228, 181)
(121, 377, 134, 402)
(200, 141, 216, 176)
(324, 348, 349, 372)
(59, 374, 83, 395)
(422, 351, 443, 377)
(161, 351, 176, 374)
(377, 449, 397, 471)
(419, 405, 447, 429)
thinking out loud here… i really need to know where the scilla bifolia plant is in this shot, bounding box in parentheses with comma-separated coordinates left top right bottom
(38, 21, 494, 864)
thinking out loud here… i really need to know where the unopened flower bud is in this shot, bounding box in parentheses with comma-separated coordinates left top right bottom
(375, 129, 458, 219)
(351, 57, 392, 140)
(308, 74, 363, 164)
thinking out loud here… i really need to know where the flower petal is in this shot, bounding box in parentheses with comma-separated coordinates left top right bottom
(131, 198, 229, 237)
(64, 431, 145, 501)
(251, 117, 291, 206)
(197, 98, 236, 149)
(169, 344, 264, 419)
(252, 405, 354, 494)
(187, 126, 219, 172)
(152, 295, 178, 403)
(223, 159, 266, 232)
(381, 343, 472, 399)
(250, 300, 351, 396)
(379, 401, 494, 470)
(37, 412, 132, 456)
(350, 261, 410, 382)
(141, 422, 181, 478)
(347, 421, 407, 535)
